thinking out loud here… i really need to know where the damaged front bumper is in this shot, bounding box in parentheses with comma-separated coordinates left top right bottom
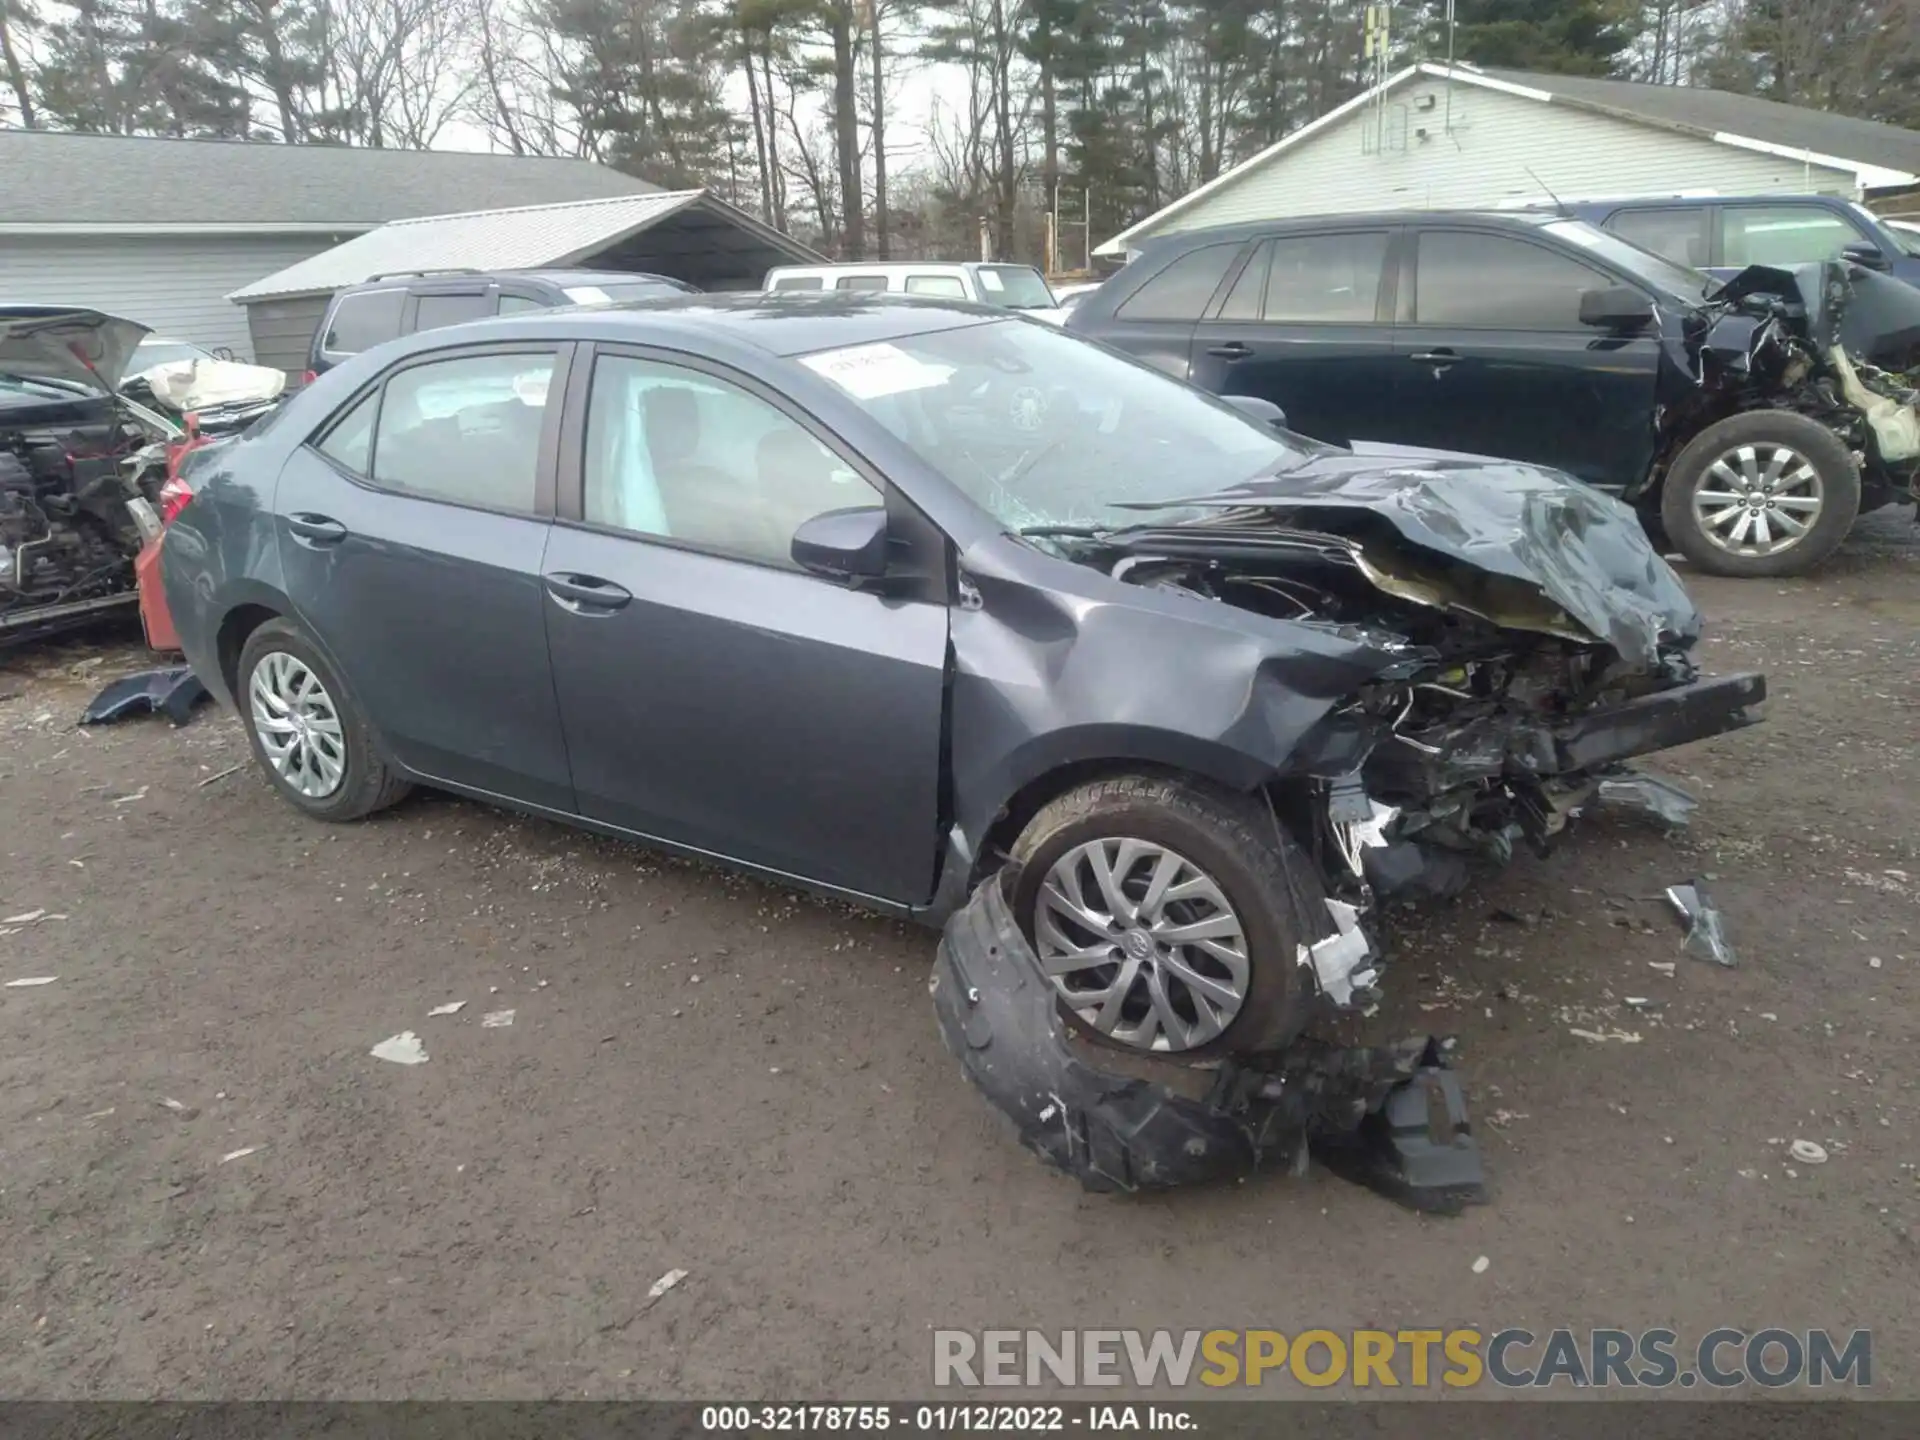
(931, 875, 1488, 1211)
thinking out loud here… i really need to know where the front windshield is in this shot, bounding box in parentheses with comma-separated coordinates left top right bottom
(797, 318, 1311, 532)
(1543, 218, 1710, 300)
(975, 266, 1057, 310)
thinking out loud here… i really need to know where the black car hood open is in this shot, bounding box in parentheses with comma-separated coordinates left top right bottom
(0, 305, 151, 395)
(1120, 441, 1700, 667)
(1709, 260, 1920, 369)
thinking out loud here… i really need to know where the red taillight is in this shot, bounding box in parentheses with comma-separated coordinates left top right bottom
(159, 472, 194, 525)
(301, 370, 317, 387)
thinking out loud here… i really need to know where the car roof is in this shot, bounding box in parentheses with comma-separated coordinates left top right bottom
(411, 291, 1004, 360)
(336, 267, 682, 293)
(1139, 209, 1568, 252)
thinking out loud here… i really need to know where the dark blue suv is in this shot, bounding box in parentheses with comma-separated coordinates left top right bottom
(1564, 194, 1920, 288)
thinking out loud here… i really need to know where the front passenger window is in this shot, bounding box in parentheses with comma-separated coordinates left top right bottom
(369, 352, 554, 513)
(583, 356, 879, 568)
(1414, 232, 1609, 329)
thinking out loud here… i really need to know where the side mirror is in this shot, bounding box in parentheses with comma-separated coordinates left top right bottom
(1579, 285, 1656, 331)
(792, 505, 890, 581)
(1222, 393, 1290, 431)
(1841, 240, 1890, 272)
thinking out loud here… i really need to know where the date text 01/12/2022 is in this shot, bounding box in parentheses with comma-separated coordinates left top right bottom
(699, 1405, 1194, 1432)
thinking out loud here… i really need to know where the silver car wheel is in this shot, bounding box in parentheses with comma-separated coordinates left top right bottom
(1033, 837, 1250, 1053)
(248, 650, 346, 800)
(1692, 443, 1824, 557)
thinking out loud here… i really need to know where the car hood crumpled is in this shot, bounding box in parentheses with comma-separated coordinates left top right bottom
(1121, 441, 1700, 667)
(0, 305, 151, 395)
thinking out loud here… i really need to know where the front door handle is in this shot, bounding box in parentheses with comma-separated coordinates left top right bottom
(543, 572, 632, 614)
(1206, 341, 1254, 360)
(1408, 348, 1459, 368)
(286, 512, 347, 546)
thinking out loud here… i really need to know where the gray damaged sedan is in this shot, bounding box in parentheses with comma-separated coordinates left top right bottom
(162, 295, 1764, 1063)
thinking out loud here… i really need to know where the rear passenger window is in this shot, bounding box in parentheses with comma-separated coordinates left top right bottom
(497, 294, 547, 315)
(1722, 205, 1865, 266)
(1414, 232, 1609, 329)
(1116, 243, 1239, 321)
(321, 290, 405, 356)
(1264, 233, 1387, 321)
(905, 274, 968, 298)
(835, 275, 889, 291)
(369, 352, 554, 513)
(317, 391, 376, 474)
(1606, 206, 1712, 268)
(771, 276, 823, 291)
(413, 293, 494, 331)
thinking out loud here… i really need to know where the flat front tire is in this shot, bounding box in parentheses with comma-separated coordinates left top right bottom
(236, 618, 410, 822)
(1661, 411, 1860, 577)
(1008, 775, 1328, 1058)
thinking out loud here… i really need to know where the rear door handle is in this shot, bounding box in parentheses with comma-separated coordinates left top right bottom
(1408, 349, 1459, 367)
(286, 512, 347, 546)
(543, 572, 632, 614)
(1206, 341, 1254, 360)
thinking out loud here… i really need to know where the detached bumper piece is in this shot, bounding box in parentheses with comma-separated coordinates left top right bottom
(931, 878, 1488, 1213)
(1550, 671, 1766, 773)
(80, 665, 208, 727)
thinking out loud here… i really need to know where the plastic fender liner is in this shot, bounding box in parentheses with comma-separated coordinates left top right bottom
(929, 875, 1488, 1211)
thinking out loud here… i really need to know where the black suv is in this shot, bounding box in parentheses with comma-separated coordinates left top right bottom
(1069, 211, 1919, 577)
(308, 268, 696, 379)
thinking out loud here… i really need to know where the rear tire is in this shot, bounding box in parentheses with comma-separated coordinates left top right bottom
(237, 618, 410, 822)
(1008, 774, 1330, 1059)
(1660, 411, 1859, 577)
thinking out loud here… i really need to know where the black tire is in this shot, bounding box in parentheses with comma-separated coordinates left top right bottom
(1007, 774, 1328, 1059)
(1660, 411, 1860, 578)
(236, 618, 411, 822)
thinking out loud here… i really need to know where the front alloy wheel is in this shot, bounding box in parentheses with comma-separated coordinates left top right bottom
(1690, 442, 1824, 559)
(1034, 837, 1250, 1052)
(249, 650, 345, 799)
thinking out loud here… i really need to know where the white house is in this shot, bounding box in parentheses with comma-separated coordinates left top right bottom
(1099, 64, 1920, 258)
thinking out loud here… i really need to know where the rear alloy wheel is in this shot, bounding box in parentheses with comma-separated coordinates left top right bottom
(1661, 412, 1860, 577)
(1009, 774, 1325, 1058)
(237, 618, 411, 822)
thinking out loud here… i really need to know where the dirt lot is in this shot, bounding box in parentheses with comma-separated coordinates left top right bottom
(2, 513, 1917, 1401)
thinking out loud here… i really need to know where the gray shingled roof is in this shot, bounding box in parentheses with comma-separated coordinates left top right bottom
(1480, 69, 1920, 179)
(0, 130, 657, 228)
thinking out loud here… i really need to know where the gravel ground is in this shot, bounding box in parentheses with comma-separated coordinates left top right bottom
(1, 511, 1916, 1400)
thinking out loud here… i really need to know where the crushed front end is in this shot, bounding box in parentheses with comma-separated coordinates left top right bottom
(1100, 454, 1766, 1010)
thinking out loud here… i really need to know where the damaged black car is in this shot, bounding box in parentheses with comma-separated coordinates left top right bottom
(163, 294, 1763, 1071)
(1070, 211, 1920, 578)
(1, 305, 284, 646)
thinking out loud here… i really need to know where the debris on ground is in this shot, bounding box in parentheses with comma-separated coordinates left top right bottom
(1665, 880, 1737, 966)
(1471, 1255, 1491, 1275)
(109, 787, 149, 806)
(79, 666, 209, 728)
(196, 764, 244, 788)
(218, 1146, 258, 1164)
(4, 976, 57, 987)
(1594, 770, 1698, 829)
(930, 878, 1487, 1212)
(427, 1001, 466, 1017)
(370, 1031, 429, 1065)
(1789, 1140, 1829, 1165)
(481, 1010, 515, 1028)
(157, 1097, 198, 1119)
(647, 1268, 689, 1300)
(1569, 1027, 1643, 1044)
(3, 908, 59, 925)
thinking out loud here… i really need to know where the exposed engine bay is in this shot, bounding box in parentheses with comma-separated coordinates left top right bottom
(0, 306, 285, 646)
(1678, 260, 1920, 505)
(1063, 452, 1766, 1017)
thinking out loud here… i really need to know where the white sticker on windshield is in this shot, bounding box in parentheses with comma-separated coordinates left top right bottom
(978, 269, 1005, 291)
(801, 342, 951, 399)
